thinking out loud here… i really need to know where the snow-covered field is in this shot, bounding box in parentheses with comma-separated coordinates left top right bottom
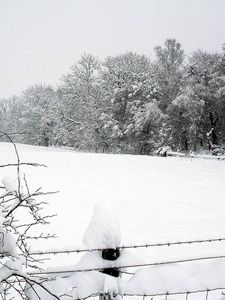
(1, 142, 225, 299)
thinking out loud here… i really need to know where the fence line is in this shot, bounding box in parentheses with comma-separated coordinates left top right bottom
(123, 286, 225, 297)
(17, 285, 225, 300)
(28, 254, 225, 276)
(29, 237, 225, 256)
(8, 277, 225, 299)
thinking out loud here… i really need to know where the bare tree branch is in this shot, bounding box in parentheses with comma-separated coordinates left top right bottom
(0, 132, 58, 300)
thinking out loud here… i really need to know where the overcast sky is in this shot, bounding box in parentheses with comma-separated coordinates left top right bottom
(1, 0, 225, 98)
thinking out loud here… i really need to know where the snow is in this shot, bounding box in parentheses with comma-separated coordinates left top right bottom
(2, 176, 19, 194)
(1, 142, 225, 299)
(46, 248, 142, 278)
(83, 204, 121, 249)
(0, 227, 17, 256)
(0, 204, 17, 257)
(0, 257, 22, 282)
(27, 259, 225, 300)
(1, 175, 25, 205)
(190, 153, 225, 160)
(122, 259, 225, 295)
(28, 271, 111, 300)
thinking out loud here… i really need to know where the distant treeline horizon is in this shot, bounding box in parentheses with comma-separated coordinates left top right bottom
(1, 39, 225, 155)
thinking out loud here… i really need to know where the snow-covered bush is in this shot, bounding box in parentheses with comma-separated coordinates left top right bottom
(156, 146, 171, 157)
(211, 145, 225, 156)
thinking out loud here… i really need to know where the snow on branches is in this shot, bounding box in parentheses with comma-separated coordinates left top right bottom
(0, 132, 58, 300)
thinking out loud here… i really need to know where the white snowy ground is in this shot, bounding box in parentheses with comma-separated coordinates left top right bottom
(1, 142, 225, 300)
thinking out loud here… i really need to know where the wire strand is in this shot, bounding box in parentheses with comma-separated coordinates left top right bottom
(7, 279, 225, 299)
(29, 237, 225, 256)
(123, 286, 225, 297)
(28, 254, 225, 276)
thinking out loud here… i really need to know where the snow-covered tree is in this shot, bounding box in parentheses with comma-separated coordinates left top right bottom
(100, 52, 161, 153)
(143, 39, 187, 150)
(59, 53, 104, 150)
(168, 89, 205, 151)
(184, 50, 225, 150)
(0, 42, 224, 155)
(153, 39, 185, 112)
(132, 101, 165, 154)
(18, 84, 57, 146)
(0, 97, 22, 139)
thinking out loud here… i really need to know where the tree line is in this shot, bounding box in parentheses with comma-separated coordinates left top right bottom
(1, 39, 225, 155)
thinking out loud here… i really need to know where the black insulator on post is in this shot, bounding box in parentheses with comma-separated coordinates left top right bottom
(101, 268, 120, 277)
(102, 248, 120, 261)
(101, 248, 121, 278)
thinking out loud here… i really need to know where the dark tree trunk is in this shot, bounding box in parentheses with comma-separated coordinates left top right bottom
(209, 112, 219, 145)
(184, 138, 188, 151)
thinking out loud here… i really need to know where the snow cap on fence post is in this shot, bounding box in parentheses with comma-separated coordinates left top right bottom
(83, 204, 121, 249)
(83, 204, 122, 299)
(83, 204, 121, 274)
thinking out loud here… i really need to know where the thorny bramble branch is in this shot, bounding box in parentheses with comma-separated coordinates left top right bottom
(0, 132, 59, 300)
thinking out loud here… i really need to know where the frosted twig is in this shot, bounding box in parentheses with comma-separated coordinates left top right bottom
(0, 163, 47, 168)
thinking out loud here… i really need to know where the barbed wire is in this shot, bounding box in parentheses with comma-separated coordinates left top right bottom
(29, 237, 225, 256)
(28, 253, 225, 276)
(7, 275, 225, 299)
(124, 286, 225, 298)
(7, 280, 225, 300)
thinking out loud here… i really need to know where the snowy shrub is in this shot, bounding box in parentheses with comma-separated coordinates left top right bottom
(211, 145, 225, 156)
(156, 146, 171, 157)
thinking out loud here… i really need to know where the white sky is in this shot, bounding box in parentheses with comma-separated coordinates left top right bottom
(1, 0, 225, 98)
